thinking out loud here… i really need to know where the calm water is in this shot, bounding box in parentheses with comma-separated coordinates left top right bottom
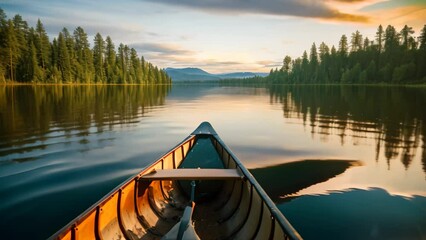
(0, 85, 425, 239)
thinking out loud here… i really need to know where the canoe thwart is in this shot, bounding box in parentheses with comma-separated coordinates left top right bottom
(140, 168, 243, 180)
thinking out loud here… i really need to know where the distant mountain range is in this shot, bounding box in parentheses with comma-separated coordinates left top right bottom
(165, 67, 268, 81)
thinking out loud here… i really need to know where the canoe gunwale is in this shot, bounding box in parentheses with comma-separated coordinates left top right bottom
(140, 168, 243, 180)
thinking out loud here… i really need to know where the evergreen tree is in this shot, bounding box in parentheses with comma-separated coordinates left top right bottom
(62, 28, 77, 81)
(4, 20, 19, 81)
(93, 33, 105, 83)
(309, 43, 318, 64)
(376, 25, 384, 53)
(351, 30, 363, 52)
(318, 42, 330, 62)
(419, 25, 426, 50)
(50, 38, 60, 83)
(0, 8, 7, 81)
(104, 36, 116, 83)
(30, 41, 43, 82)
(309, 43, 319, 82)
(130, 48, 141, 84)
(363, 37, 370, 50)
(417, 25, 426, 81)
(282, 55, 292, 72)
(0, 8, 6, 26)
(35, 19, 50, 71)
(123, 44, 130, 82)
(400, 25, 414, 50)
(57, 32, 71, 83)
(384, 25, 400, 52)
(117, 43, 126, 84)
(141, 56, 148, 83)
(301, 51, 309, 83)
(338, 35, 348, 56)
(74, 26, 94, 83)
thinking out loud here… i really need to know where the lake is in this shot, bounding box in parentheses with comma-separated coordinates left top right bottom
(0, 85, 425, 239)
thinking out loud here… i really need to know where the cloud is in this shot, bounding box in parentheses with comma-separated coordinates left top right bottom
(361, 0, 426, 11)
(2, 0, 144, 43)
(129, 42, 199, 68)
(130, 43, 195, 57)
(144, 0, 369, 22)
(130, 42, 267, 72)
(330, 0, 369, 2)
(366, 5, 426, 29)
(256, 60, 283, 68)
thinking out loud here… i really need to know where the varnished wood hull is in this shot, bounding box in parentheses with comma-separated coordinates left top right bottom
(49, 122, 302, 240)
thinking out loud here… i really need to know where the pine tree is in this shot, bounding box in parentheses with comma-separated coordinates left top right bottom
(0, 8, 7, 81)
(318, 42, 330, 62)
(417, 25, 426, 81)
(130, 48, 141, 84)
(50, 38, 60, 83)
(282, 55, 292, 72)
(301, 51, 309, 83)
(376, 25, 384, 53)
(74, 26, 94, 83)
(104, 36, 116, 83)
(93, 33, 105, 83)
(0, 8, 6, 26)
(62, 28, 77, 81)
(351, 30, 363, 52)
(363, 37, 370, 50)
(57, 32, 71, 83)
(35, 19, 50, 71)
(117, 43, 126, 84)
(338, 35, 348, 56)
(419, 25, 426, 50)
(384, 25, 399, 52)
(4, 20, 19, 81)
(141, 56, 147, 83)
(30, 41, 43, 82)
(309, 43, 319, 82)
(123, 44, 130, 83)
(400, 25, 414, 50)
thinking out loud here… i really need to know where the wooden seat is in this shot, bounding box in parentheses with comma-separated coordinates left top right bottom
(140, 169, 243, 180)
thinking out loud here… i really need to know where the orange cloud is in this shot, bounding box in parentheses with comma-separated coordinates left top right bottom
(330, 0, 370, 2)
(331, 10, 370, 23)
(147, 0, 370, 23)
(368, 5, 426, 29)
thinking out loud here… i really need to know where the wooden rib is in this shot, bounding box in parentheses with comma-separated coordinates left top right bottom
(140, 168, 242, 180)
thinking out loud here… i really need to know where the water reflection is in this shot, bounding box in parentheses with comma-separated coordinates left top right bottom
(0, 85, 170, 164)
(278, 188, 426, 240)
(250, 159, 362, 202)
(269, 85, 426, 175)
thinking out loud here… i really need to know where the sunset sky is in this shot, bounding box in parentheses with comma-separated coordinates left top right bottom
(2, 0, 425, 73)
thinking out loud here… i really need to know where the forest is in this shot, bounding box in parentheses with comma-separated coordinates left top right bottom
(0, 9, 171, 84)
(267, 24, 426, 84)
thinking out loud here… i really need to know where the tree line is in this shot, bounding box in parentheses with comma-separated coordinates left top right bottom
(267, 24, 426, 84)
(0, 9, 171, 84)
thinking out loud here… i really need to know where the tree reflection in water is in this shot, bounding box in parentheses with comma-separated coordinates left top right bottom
(0, 85, 170, 162)
(269, 85, 426, 175)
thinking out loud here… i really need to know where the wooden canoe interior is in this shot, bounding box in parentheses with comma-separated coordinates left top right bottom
(54, 134, 296, 240)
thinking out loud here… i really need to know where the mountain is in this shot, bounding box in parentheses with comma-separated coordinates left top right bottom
(165, 68, 221, 81)
(165, 67, 268, 81)
(217, 72, 269, 79)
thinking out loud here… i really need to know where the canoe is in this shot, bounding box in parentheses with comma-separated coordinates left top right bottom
(49, 122, 302, 240)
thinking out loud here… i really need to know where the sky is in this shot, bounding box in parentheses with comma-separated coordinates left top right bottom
(1, 0, 425, 73)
